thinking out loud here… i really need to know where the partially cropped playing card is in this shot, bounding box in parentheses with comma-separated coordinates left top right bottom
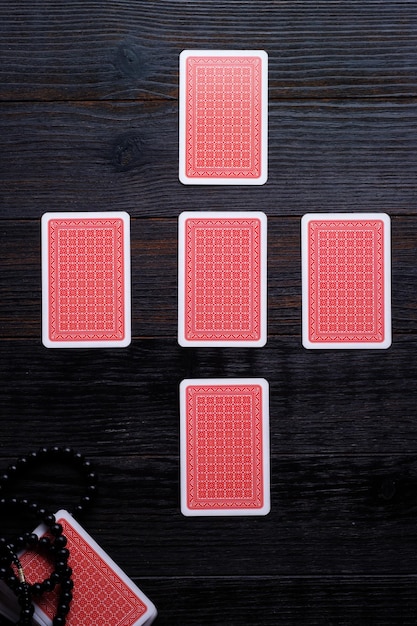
(301, 213, 391, 349)
(179, 50, 268, 184)
(42, 212, 131, 348)
(17, 509, 157, 626)
(180, 379, 270, 516)
(178, 211, 267, 347)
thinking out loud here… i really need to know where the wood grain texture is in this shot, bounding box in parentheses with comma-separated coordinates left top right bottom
(1, 1, 417, 624)
(128, 576, 417, 626)
(1, 216, 416, 338)
(2, 575, 417, 625)
(1, 336, 417, 456)
(0, 1, 416, 101)
(1, 101, 417, 217)
(1, 453, 417, 578)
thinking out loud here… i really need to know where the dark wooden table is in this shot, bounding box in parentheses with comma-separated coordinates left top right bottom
(1, 2, 417, 624)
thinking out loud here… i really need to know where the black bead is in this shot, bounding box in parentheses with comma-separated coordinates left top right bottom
(50, 523, 63, 536)
(53, 535, 67, 548)
(57, 603, 70, 615)
(20, 607, 34, 617)
(44, 513, 56, 525)
(55, 559, 67, 571)
(61, 590, 73, 603)
(28, 501, 39, 514)
(57, 548, 70, 559)
(27, 533, 39, 546)
(31, 582, 42, 595)
(38, 536, 51, 548)
(61, 577, 74, 590)
(41, 579, 53, 592)
(18, 593, 30, 607)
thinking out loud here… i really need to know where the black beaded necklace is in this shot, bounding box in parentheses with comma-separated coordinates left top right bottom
(0, 446, 98, 517)
(0, 540, 33, 626)
(0, 447, 98, 626)
(0, 499, 72, 626)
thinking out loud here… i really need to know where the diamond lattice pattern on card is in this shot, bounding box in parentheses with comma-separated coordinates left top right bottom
(185, 384, 264, 511)
(185, 56, 262, 179)
(20, 518, 148, 626)
(185, 217, 261, 342)
(308, 219, 385, 343)
(48, 218, 125, 342)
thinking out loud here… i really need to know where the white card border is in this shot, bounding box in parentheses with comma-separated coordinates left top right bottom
(41, 211, 131, 348)
(301, 212, 392, 349)
(179, 49, 268, 185)
(21, 509, 157, 626)
(180, 378, 270, 517)
(178, 211, 267, 347)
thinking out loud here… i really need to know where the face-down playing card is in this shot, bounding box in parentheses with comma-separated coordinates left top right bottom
(17, 509, 157, 626)
(178, 211, 267, 347)
(301, 213, 391, 349)
(179, 50, 268, 185)
(180, 379, 270, 516)
(41, 212, 131, 348)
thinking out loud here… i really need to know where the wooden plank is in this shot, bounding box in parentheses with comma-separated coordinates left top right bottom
(1, 216, 416, 338)
(0, 2, 416, 101)
(0, 575, 416, 625)
(0, 453, 417, 579)
(137, 576, 417, 625)
(1, 101, 417, 218)
(1, 336, 417, 455)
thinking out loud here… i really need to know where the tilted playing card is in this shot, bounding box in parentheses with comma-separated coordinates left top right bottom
(16, 510, 157, 626)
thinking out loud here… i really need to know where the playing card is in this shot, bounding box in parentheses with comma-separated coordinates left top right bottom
(179, 50, 268, 185)
(301, 213, 391, 349)
(178, 211, 267, 347)
(180, 379, 270, 516)
(17, 509, 157, 626)
(41, 212, 131, 348)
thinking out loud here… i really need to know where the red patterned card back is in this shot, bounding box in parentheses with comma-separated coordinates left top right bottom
(42, 212, 131, 347)
(180, 379, 270, 516)
(179, 51, 268, 184)
(178, 212, 267, 346)
(302, 214, 391, 348)
(19, 511, 156, 626)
